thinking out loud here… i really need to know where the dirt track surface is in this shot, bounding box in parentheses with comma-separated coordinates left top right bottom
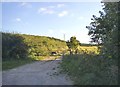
(2, 58, 73, 85)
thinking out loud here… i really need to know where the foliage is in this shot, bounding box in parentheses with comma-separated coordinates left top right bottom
(60, 54, 118, 85)
(2, 58, 34, 70)
(2, 32, 68, 60)
(66, 36, 80, 54)
(86, 2, 119, 62)
(2, 33, 29, 60)
(86, 1, 119, 70)
(60, 2, 119, 85)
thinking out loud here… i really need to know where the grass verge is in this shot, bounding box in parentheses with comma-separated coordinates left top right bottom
(2, 58, 34, 71)
(60, 54, 118, 85)
(2, 56, 61, 71)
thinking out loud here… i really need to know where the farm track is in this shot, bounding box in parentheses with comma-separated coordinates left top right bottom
(2, 57, 73, 85)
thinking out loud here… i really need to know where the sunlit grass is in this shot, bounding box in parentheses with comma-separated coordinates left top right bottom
(78, 46, 99, 54)
(31, 55, 61, 61)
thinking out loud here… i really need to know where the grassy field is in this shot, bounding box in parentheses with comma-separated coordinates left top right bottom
(78, 46, 99, 54)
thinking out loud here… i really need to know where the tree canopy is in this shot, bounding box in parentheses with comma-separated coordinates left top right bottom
(66, 36, 80, 54)
(86, 2, 119, 62)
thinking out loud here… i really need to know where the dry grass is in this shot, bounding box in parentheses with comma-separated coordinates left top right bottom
(78, 46, 99, 54)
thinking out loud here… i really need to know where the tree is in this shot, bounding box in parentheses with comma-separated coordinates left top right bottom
(66, 36, 80, 54)
(86, 2, 119, 62)
(86, 2, 119, 84)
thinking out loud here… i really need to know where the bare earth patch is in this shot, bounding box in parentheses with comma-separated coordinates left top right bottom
(2, 57, 73, 85)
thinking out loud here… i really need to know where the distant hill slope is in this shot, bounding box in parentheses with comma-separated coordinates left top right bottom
(2, 32, 68, 60)
(80, 43, 98, 46)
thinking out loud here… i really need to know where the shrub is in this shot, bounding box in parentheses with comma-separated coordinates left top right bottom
(60, 54, 118, 85)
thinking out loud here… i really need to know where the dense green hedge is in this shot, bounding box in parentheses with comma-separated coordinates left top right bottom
(2, 32, 68, 60)
(61, 54, 118, 85)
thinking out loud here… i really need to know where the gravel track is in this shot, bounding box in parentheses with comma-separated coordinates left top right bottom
(2, 58, 73, 85)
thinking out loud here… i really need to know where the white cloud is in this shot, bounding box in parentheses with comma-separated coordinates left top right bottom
(16, 18, 21, 22)
(57, 4, 65, 8)
(20, 2, 32, 8)
(58, 11, 68, 17)
(38, 7, 55, 14)
(37, 3, 66, 15)
(45, 10, 54, 14)
(38, 7, 47, 12)
(21, 2, 27, 6)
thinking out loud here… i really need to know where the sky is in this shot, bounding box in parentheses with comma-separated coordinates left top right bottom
(2, 1, 103, 43)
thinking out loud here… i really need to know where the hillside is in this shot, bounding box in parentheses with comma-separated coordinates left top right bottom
(2, 32, 68, 60)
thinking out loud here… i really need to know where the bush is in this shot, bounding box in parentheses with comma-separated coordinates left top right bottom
(2, 33, 29, 60)
(2, 32, 67, 60)
(60, 54, 118, 85)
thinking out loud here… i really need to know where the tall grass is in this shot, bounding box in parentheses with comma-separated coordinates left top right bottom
(60, 53, 118, 85)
